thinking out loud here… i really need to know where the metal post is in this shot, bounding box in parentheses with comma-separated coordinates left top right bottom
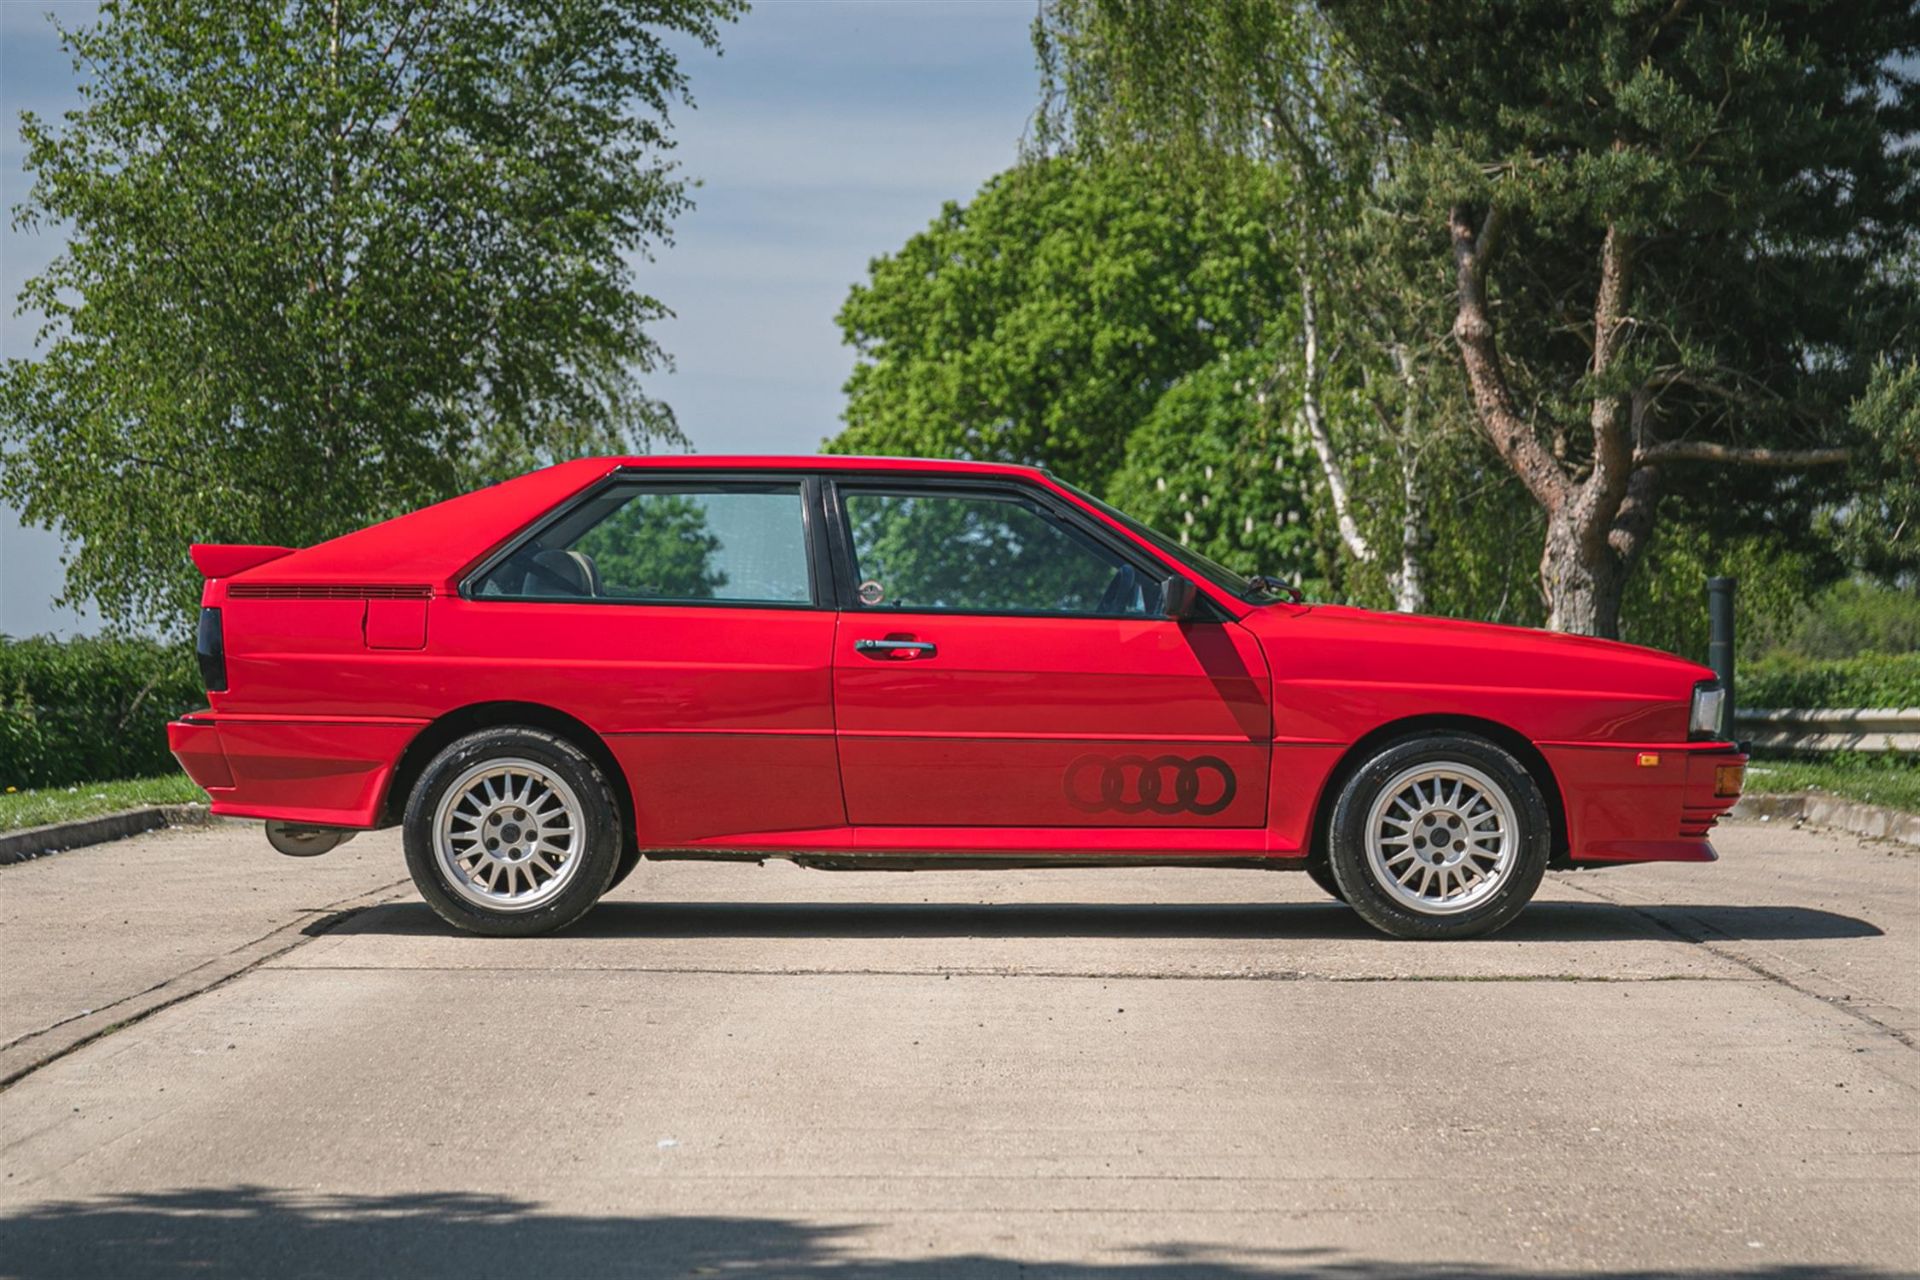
(1707, 576, 1736, 740)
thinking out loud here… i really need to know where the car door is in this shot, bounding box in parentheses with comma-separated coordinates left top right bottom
(825, 478, 1271, 830)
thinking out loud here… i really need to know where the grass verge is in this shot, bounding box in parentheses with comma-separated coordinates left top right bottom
(1744, 757, 1920, 814)
(0, 772, 208, 832)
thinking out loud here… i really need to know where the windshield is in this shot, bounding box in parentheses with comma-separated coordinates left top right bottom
(1052, 479, 1286, 604)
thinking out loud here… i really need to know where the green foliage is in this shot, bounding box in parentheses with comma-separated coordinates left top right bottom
(1035, 0, 1461, 614)
(1037, 0, 1920, 636)
(1105, 350, 1329, 589)
(0, 637, 202, 788)
(1329, 0, 1918, 568)
(1742, 653, 1920, 711)
(1619, 511, 1837, 663)
(1755, 580, 1920, 663)
(1386, 441, 1546, 627)
(1834, 360, 1920, 579)
(0, 0, 741, 632)
(830, 157, 1292, 490)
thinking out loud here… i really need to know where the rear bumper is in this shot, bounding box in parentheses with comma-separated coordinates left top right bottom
(168, 714, 425, 828)
(1540, 741, 1746, 865)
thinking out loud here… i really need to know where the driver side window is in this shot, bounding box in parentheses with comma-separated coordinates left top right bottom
(839, 488, 1158, 617)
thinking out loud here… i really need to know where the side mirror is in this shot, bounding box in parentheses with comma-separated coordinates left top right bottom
(1159, 574, 1201, 619)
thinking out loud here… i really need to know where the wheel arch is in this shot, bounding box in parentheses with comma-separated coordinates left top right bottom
(380, 702, 637, 854)
(1304, 714, 1571, 870)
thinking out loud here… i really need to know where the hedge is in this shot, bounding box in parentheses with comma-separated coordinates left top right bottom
(0, 636, 203, 789)
(1741, 651, 1920, 710)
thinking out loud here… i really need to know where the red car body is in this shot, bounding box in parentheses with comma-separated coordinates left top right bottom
(169, 455, 1743, 892)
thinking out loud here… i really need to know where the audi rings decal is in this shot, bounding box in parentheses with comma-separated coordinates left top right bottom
(1063, 753, 1237, 817)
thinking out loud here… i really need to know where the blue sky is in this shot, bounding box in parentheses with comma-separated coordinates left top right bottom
(0, 0, 1040, 635)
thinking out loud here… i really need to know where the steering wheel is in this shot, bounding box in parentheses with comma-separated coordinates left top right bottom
(1096, 563, 1139, 615)
(522, 548, 598, 598)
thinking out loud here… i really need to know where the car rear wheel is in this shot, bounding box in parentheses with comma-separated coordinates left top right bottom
(403, 726, 622, 936)
(1327, 732, 1549, 940)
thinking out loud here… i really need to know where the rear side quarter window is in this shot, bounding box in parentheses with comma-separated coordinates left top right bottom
(471, 482, 813, 607)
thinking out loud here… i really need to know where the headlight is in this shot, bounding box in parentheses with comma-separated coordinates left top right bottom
(1689, 681, 1726, 740)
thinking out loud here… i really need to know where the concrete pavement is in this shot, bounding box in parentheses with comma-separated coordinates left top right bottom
(0, 821, 409, 1083)
(0, 818, 1914, 1277)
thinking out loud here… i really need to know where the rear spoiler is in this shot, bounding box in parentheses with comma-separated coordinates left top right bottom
(191, 544, 296, 578)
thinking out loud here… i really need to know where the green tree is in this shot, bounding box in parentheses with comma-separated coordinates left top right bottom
(1035, 0, 1919, 637)
(1104, 348, 1329, 590)
(1035, 0, 1465, 614)
(829, 157, 1292, 492)
(1329, 0, 1918, 636)
(1833, 360, 1920, 582)
(0, 0, 741, 631)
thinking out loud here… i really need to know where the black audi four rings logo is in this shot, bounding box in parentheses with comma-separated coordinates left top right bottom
(1064, 753, 1237, 817)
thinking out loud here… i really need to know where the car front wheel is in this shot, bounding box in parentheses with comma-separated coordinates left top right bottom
(403, 726, 622, 936)
(1327, 732, 1550, 940)
(1304, 859, 1346, 903)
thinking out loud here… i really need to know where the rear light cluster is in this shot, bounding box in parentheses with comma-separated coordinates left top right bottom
(196, 607, 228, 692)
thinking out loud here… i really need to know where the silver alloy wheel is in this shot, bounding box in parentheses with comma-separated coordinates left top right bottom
(1363, 761, 1517, 916)
(432, 758, 585, 913)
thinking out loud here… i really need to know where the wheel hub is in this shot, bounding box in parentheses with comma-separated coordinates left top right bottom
(433, 760, 584, 912)
(1362, 763, 1517, 916)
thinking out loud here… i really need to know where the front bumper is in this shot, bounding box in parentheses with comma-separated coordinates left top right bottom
(1539, 741, 1746, 865)
(168, 713, 425, 828)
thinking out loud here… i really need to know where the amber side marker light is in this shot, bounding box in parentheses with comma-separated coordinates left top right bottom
(1715, 763, 1745, 797)
(1637, 752, 1660, 767)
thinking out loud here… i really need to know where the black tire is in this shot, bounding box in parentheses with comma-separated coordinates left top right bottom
(1327, 732, 1550, 940)
(607, 843, 643, 893)
(1304, 859, 1347, 903)
(403, 726, 623, 936)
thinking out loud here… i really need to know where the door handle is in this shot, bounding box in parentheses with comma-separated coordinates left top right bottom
(855, 638, 937, 658)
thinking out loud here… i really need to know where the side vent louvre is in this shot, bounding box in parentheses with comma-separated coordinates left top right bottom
(227, 584, 433, 600)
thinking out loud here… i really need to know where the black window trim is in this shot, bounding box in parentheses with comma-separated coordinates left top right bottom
(458, 469, 830, 611)
(821, 474, 1225, 622)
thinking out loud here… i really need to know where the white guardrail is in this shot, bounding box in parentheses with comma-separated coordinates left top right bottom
(1735, 707, 1920, 753)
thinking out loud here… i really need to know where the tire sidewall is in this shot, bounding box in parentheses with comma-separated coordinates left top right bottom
(1304, 858, 1347, 903)
(1328, 733, 1550, 940)
(403, 727, 622, 937)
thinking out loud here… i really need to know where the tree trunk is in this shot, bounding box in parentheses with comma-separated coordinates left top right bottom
(1539, 510, 1624, 637)
(1295, 269, 1374, 566)
(1387, 347, 1427, 614)
(1390, 437, 1427, 614)
(1539, 462, 1660, 638)
(1448, 205, 1851, 637)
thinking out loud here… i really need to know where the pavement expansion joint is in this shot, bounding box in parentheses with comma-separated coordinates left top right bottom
(263, 962, 1749, 983)
(1559, 876, 1916, 1051)
(0, 879, 413, 1092)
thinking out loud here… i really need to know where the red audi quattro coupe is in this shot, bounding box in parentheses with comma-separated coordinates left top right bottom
(169, 455, 1745, 940)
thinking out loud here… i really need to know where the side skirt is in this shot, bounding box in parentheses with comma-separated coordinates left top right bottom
(642, 850, 1304, 872)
